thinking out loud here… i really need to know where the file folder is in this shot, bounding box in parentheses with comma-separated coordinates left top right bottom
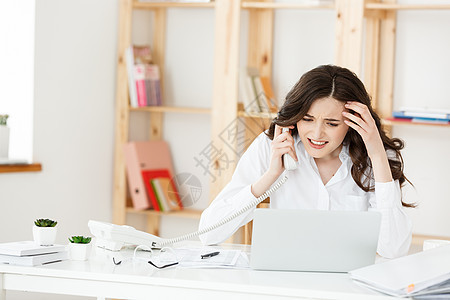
(123, 141, 175, 210)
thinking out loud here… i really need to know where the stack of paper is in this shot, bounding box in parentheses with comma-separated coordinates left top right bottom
(156, 247, 249, 269)
(0, 241, 68, 266)
(349, 244, 450, 298)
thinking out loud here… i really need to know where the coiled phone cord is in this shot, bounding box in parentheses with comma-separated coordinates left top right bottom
(156, 172, 289, 248)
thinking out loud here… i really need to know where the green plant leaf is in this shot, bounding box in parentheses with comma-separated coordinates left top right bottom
(34, 218, 57, 227)
(0, 115, 8, 126)
(69, 236, 91, 244)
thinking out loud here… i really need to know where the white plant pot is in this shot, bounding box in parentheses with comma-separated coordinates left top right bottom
(0, 125, 10, 158)
(33, 226, 57, 246)
(69, 243, 91, 261)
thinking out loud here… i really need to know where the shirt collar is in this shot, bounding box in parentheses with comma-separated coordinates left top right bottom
(339, 144, 350, 162)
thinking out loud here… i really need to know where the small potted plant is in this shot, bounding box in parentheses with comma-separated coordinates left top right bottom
(68, 236, 92, 261)
(0, 114, 9, 158)
(33, 219, 58, 246)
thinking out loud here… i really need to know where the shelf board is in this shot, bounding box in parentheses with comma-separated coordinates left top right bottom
(130, 106, 211, 114)
(242, 1, 334, 10)
(412, 234, 450, 246)
(382, 118, 450, 127)
(133, 1, 215, 9)
(0, 163, 42, 173)
(133, 1, 335, 10)
(366, 3, 450, 10)
(126, 207, 202, 219)
(238, 110, 277, 119)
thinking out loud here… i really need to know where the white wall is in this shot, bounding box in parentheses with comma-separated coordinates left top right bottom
(0, 3, 449, 298)
(1, 1, 118, 298)
(0, 0, 117, 244)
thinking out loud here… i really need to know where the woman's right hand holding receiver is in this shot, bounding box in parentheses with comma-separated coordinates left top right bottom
(251, 125, 297, 198)
(269, 125, 298, 177)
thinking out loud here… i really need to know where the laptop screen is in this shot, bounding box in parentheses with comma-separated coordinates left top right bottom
(250, 209, 381, 272)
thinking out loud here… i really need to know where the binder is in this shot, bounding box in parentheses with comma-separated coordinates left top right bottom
(123, 141, 175, 210)
(349, 244, 450, 297)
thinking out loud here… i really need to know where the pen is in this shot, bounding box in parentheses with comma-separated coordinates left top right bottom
(201, 251, 220, 259)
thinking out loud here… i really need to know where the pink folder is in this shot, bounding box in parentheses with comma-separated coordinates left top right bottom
(123, 141, 175, 210)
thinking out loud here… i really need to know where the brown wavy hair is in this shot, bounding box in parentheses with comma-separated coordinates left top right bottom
(267, 65, 414, 207)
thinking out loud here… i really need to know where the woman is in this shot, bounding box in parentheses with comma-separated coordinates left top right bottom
(199, 65, 413, 258)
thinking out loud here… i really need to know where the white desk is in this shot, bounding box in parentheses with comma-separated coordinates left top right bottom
(0, 243, 395, 300)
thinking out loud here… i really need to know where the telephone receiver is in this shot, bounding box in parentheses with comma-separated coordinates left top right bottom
(282, 127, 298, 171)
(89, 129, 298, 251)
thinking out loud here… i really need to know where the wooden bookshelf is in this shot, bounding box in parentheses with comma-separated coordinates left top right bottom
(112, 0, 228, 234)
(362, 1, 450, 131)
(0, 163, 42, 173)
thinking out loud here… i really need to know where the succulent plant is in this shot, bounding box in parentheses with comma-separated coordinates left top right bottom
(34, 218, 58, 227)
(68, 236, 92, 244)
(0, 115, 8, 126)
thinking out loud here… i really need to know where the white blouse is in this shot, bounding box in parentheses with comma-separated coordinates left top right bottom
(199, 132, 412, 258)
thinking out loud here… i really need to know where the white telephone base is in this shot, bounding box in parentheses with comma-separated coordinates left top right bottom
(88, 168, 290, 251)
(88, 220, 162, 251)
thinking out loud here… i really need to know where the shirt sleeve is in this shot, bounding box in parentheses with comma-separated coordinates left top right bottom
(198, 133, 271, 245)
(368, 180, 413, 258)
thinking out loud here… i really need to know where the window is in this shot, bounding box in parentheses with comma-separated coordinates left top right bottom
(0, 0, 35, 162)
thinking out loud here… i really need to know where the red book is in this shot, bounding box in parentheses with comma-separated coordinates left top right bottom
(141, 169, 183, 211)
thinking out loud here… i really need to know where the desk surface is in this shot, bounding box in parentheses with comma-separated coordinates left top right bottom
(0, 243, 395, 300)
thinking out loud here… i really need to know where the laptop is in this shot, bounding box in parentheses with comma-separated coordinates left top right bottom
(250, 209, 381, 273)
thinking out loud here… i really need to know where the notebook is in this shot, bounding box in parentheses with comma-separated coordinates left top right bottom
(250, 209, 381, 272)
(0, 241, 66, 256)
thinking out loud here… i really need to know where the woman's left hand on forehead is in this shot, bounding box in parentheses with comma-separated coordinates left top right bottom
(342, 101, 384, 157)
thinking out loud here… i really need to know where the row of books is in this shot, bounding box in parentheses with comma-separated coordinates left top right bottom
(392, 107, 450, 124)
(0, 241, 68, 266)
(142, 169, 183, 212)
(124, 140, 183, 211)
(240, 67, 278, 114)
(125, 45, 163, 108)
